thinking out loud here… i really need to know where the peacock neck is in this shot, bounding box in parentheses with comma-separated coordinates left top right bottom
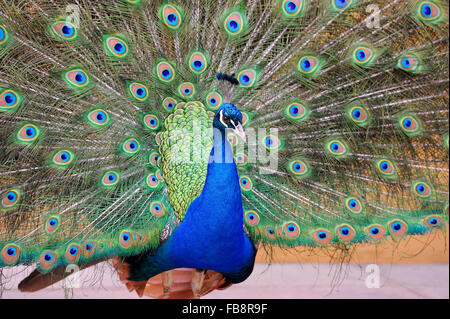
(191, 127, 243, 229)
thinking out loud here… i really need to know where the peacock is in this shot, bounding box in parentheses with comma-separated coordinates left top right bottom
(0, 0, 448, 299)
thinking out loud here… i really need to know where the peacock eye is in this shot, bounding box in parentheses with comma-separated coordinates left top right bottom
(223, 116, 231, 123)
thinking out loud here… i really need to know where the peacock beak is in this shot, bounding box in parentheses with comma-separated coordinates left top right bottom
(233, 122, 246, 143)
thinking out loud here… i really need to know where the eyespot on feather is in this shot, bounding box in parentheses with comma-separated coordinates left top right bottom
(119, 230, 134, 249)
(423, 215, 443, 227)
(336, 224, 356, 243)
(44, 215, 61, 234)
(52, 150, 74, 167)
(398, 114, 423, 137)
(188, 51, 208, 74)
(205, 91, 223, 110)
(64, 244, 81, 264)
(101, 170, 120, 187)
(374, 158, 397, 179)
(412, 180, 433, 199)
(86, 109, 110, 127)
(298, 55, 321, 75)
(156, 61, 176, 83)
(365, 224, 386, 241)
(388, 220, 408, 238)
(239, 176, 253, 191)
(81, 241, 97, 259)
(325, 139, 350, 158)
(160, 4, 183, 30)
(2, 189, 21, 209)
(38, 251, 57, 271)
(238, 69, 257, 88)
(104, 35, 129, 58)
(0, 25, 10, 45)
(178, 82, 195, 99)
(244, 211, 260, 226)
(223, 10, 246, 36)
(284, 102, 310, 122)
(121, 138, 140, 155)
(416, 1, 444, 24)
(143, 114, 160, 130)
(64, 69, 90, 88)
(282, 0, 305, 18)
(1, 244, 21, 265)
(50, 20, 78, 40)
(163, 97, 177, 111)
(128, 82, 149, 101)
(149, 152, 160, 166)
(283, 221, 300, 239)
(344, 196, 364, 214)
(150, 201, 166, 218)
(312, 229, 333, 245)
(1, 89, 22, 112)
(264, 227, 277, 240)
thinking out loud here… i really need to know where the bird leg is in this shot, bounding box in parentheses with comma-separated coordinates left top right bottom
(191, 269, 207, 299)
(162, 270, 174, 299)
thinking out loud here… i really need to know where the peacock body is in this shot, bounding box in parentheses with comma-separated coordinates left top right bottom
(0, 0, 448, 298)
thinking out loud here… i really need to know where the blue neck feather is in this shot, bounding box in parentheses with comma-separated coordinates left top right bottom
(130, 124, 256, 283)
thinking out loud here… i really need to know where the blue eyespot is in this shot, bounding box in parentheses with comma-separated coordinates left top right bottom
(301, 59, 311, 71)
(209, 98, 217, 105)
(380, 161, 389, 171)
(248, 213, 255, 220)
(114, 43, 125, 54)
(421, 4, 432, 17)
(69, 247, 78, 255)
(340, 227, 350, 235)
(49, 218, 58, 227)
(336, 0, 348, 8)
(184, 88, 191, 94)
(266, 137, 273, 147)
(356, 49, 366, 61)
(96, 111, 106, 123)
(129, 142, 137, 150)
(285, 1, 297, 13)
(290, 105, 299, 116)
(287, 225, 296, 232)
(60, 152, 70, 162)
(167, 13, 178, 26)
(401, 57, 411, 68)
(267, 228, 274, 235)
(392, 222, 402, 231)
(7, 247, 16, 256)
(429, 217, 438, 225)
(136, 88, 145, 97)
(61, 24, 74, 37)
(108, 173, 116, 182)
(227, 20, 239, 32)
(416, 183, 425, 194)
(168, 102, 175, 109)
(85, 243, 93, 251)
(4, 93, 17, 105)
(349, 200, 357, 208)
(292, 163, 301, 172)
(318, 231, 327, 239)
(331, 142, 339, 152)
(122, 233, 130, 242)
(74, 72, 86, 84)
(0, 28, 5, 41)
(352, 109, 361, 120)
(162, 69, 172, 79)
(240, 74, 250, 85)
(44, 253, 53, 262)
(371, 227, 379, 235)
(192, 60, 203, 71)
(403, 118, 412, 129)
(6, 191, 17, 202)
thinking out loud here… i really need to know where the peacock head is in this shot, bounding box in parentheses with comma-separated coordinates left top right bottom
(213, 103, 246, 142)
